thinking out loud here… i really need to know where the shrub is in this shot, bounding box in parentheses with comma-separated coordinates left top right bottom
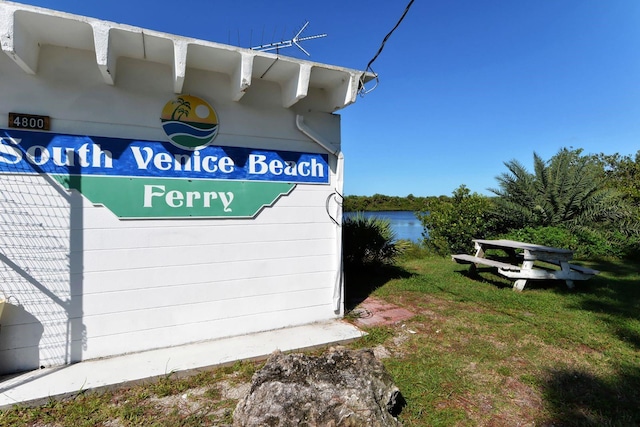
(342, 213, 398, 270)
(500, 226, 579, 252)
(418, 185, 499, 256)
(501, 226, 640, 260)
(572, 228, 640, 260)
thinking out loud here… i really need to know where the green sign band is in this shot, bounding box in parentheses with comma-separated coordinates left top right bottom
(53, 175, 296, 219)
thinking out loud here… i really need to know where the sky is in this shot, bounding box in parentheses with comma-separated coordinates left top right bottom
(13, 0, 640, 197)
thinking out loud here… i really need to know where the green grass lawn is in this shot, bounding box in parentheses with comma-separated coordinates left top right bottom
(348, 255, 640, 426)
(2, 255, 639, 426)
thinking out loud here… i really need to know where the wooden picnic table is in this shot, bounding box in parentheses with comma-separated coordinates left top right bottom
(451, 239, 599, 291)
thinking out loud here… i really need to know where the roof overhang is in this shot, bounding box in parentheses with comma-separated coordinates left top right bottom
(0, 1, 375, 113)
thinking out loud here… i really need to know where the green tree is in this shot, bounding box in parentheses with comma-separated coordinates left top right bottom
(490, 148, 627, 232)
(418, 185, 497, 255)
(592, 150, 640, 215)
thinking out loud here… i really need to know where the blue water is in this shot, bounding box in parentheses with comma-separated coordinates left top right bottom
(344, 211, 425, 242)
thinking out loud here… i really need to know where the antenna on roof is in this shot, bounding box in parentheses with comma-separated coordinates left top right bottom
(251, 22, 326, 56)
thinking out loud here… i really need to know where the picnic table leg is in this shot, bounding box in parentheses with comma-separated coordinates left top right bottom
(472, 245, 485, 275)
(513, 279, 527, 291)
(474, 244, 485, 258)
(560, 261, 575, 289)
(512, 260, 534, 291)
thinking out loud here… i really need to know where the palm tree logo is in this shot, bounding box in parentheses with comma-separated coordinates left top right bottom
(170, 97, 191, 121)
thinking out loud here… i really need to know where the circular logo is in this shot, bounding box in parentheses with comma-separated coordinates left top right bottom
(160, 95, 219, 150)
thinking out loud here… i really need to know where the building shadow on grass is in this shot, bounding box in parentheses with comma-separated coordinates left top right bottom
(344, 264, 414, 312)
(541, 365, 640, 426)
(453, 265, 564, 292)
(453, 263, 517, 289)
(562, 259, 640, 350)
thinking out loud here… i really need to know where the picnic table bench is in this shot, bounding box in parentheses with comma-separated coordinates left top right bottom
(452, 239, 599, 291)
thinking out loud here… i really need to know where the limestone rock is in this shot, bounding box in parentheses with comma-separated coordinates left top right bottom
(233, 347, 404, 426)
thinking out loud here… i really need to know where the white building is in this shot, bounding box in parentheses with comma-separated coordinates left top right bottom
(0, 1, 371, 374)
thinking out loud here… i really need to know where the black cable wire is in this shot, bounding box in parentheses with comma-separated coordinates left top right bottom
(365, 0, 415, 72)
(360, 0, 415, 95)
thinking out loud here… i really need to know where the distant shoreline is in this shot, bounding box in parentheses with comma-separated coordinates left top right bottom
(343, 194, 437, 213)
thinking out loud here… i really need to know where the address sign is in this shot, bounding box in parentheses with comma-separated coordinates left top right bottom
(8, 112, 50, 131)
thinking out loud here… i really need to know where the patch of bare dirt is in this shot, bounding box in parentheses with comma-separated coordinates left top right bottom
(146, 379, 251, 422)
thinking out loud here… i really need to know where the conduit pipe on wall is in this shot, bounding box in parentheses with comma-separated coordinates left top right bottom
(332, 152, 344, 313)
(295, 115, 344, 313)
(295, 115, 340, 157)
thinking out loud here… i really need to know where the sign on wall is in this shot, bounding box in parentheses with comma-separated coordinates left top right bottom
(160, 95, 219, 150)
(0, 129, 329, 219)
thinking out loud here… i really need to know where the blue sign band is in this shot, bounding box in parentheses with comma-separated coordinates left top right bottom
(0, 129, 329, 184)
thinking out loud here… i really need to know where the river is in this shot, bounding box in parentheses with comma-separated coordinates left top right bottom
(343, 211, 425, 242)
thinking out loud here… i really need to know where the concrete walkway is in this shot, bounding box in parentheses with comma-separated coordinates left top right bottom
(0, 320, 363, 409)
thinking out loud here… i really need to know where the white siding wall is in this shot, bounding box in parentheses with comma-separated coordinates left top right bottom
(0, 42, 344, 373)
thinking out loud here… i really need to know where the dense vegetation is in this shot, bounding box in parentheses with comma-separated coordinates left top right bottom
(595, 150, 640, 210)
(420, 148, 640, 259)
(490, 148, 634, 233)
(344, 148, 640, 263)
(417, 185, 499, 255)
